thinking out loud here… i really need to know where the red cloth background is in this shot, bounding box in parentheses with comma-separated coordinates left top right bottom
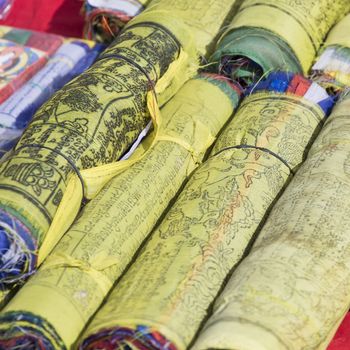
(0, 0, 84, 38)
(328, 313, 350, 350)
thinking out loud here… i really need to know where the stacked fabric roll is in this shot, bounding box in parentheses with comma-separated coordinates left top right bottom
(312, 14, 350, 93)
(210, 0, 350, 87)
(0, 2, 349, 350)
(78, 72, 333, 350)
(84, 0, 148, 43)
(0, 38, 105, 158)
(0, 0, 237, 292)
(0, 26, 63, 103)
(192, 89, 350, 350)
(0, 73, 241, 350)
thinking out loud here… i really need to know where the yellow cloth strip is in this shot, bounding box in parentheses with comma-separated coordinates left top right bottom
(133, 0, 238, 57)
(325, 14, 350, 49)
(0, 75, 238, 349)
(80, 92, 325, 350)
(192, 93, 350, 350)
(223, 0, 350, 73)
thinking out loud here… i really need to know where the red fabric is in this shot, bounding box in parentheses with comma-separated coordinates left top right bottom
(286, 75, 312, 96)
(328, 313, 350, 350)
(0, 0, 84, 38)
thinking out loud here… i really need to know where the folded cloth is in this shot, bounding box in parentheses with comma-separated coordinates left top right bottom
(78, 72, 333, 350)
(0, 26, 63, 104)
(312, 14, 350, 93)
(84, 0, 148, 43)
(210, 0, 350, 87)
(0, 40, 105, 158)
(192, 90, 350, 350)
(0, 73, 241, 350)
(0, 0, 238, 289)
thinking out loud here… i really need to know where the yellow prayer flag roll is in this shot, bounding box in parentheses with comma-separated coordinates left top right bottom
(138, 0, 239, 57)
(324, 14, 350, 49)
(78, 74, 332, 350)
(192, 92, 350, 350)
(222, 0, 350, 73)
(0, 74, 241, 350)
(0, 0, 239, 289)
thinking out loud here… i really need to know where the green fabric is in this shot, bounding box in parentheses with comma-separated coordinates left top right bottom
(3, 31, 32, 45)
(210, 27, 302, 84)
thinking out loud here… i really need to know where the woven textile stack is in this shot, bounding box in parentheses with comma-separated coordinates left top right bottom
(0, 1, 350, 350)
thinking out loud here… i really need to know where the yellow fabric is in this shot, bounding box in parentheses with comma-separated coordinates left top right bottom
(1, 76, 239, 349)
(37, 0, 239, 264)
(132, 0, 238, 57)
(37, 91, 160, 264)
(325, 14, 350, 49)
(327, 71, 350, 90)
(80, 91, 326, 350)
(0, 26, 11, 36)
(0, 0, 240, 284)
(0, 290, 10, 310)
(192, 94, 350, 350)
(224, 0, 350, 73)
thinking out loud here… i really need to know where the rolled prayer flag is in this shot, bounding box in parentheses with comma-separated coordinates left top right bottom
(84, 0, 148, 43)
(0, 0, 227, 288)
(0, 0, 239, 289)
(78, 72, 333, 350)
(0, 40, 105, 158)
(192, 90, 350, 350)
(210, 0, 350, 87)
(312, 14, 350, 93)
(0, 73, 241, 350)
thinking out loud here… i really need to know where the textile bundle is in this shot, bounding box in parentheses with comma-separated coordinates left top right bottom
(0, 26, 63, 103)
(0, 39, 105, 158)
(0, 73, 241, 350)
(192, 90, 350, 350)
(210, 0, 350, 87)
(84, 0, 148, 43)
(78, 73, 333, 350)
(312, 14, 350, 93)
(0, 0, 238, 291)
